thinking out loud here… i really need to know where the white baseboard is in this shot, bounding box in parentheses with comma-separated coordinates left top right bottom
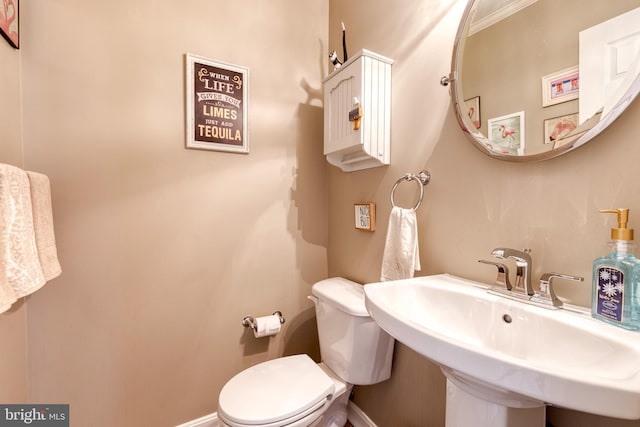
(347, 401, 378, 427)
(175, 412, 219, 427)
(176, 402, 376, 427)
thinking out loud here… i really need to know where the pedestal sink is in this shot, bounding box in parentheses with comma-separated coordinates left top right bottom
(363, 274, 640, 427)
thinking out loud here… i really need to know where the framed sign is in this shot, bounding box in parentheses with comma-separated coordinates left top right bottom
(354, 203, 376, 231)
(185, 53, 249, 153)
(0, 0, 19, 49)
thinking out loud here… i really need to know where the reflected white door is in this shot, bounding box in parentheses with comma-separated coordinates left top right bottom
(579, 7, 640, 123)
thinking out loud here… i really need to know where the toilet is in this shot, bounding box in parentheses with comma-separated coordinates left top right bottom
(218, 277, 395, 427)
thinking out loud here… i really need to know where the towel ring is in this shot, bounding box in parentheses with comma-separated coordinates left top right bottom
(390, 170, 431, 211)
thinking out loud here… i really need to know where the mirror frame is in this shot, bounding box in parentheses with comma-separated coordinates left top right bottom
(449, 0, 640, 162)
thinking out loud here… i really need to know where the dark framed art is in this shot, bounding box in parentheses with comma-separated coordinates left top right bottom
(185, 53, 249, 153)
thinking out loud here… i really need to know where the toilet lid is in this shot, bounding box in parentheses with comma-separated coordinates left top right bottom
(218, 354, 335, 426)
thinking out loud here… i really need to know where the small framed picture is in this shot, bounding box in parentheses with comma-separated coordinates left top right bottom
(185, 53, 249, 153)
(487, 111, 525, 155)
(542, 66, 579, 107)
(354, 203, 376, 231)
(0, 0, 19, 49)
(544, 113, 578, 145)
(464, 96, 481, 129)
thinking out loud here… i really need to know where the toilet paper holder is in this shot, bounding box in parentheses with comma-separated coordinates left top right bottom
(242, 311, 286, 331)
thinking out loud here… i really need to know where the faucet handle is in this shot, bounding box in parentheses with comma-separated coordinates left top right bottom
(478, 259, 512, 290)
(537, 272, 584, 308)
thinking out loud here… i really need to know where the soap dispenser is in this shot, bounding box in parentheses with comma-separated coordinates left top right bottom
(592, 209, 640, 330)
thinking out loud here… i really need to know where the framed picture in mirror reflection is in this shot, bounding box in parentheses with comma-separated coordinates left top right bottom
(542, 66, 579, 107)
(464, 96, 481, 129)
(544, 113, 579, 148)
(487, 111, 525, 156)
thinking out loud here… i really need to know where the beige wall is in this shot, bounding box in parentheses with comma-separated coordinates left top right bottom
(4, 0, 640, 426)
(329, 0, 640, 426)
(18, 0, 328, 426)
(0, 29, 28, 404)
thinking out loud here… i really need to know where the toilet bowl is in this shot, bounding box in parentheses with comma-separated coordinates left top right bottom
(218, 278, 395, 427)
(218, 355, 349, 427)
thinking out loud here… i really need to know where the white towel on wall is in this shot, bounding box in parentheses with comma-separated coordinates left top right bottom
(0, 164, 46, 313)
(27, 171, 62, 282)
(380, 207, 421, 281)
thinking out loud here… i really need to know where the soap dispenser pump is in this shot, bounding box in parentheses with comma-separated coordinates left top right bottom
(592, 209, 640, 330)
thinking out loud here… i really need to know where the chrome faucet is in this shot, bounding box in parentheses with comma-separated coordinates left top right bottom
(490, 248, 534, 296)
(477, 259, 512, 290)
(481, 248, 584, 309)
(537, 272, 584, 307)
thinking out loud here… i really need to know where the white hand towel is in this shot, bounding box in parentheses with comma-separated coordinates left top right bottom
(0, 164, 45, 313)
(380, 206, 421, 281)
(0, 168, 17, 311)
(27, 171, 62, 281)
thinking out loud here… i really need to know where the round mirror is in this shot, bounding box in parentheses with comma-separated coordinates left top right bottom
(449, 0, 640, 161)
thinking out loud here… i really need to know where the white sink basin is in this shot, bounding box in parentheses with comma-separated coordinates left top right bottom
(364, 274, 640, 420)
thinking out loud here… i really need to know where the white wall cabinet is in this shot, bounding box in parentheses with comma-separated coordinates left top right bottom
(323, 50, 393, 172)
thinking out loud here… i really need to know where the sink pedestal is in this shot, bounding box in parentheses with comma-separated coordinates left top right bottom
(444, 370, 546, 427)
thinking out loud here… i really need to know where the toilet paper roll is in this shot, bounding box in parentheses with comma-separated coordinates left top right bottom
(253, 314, 282, 338)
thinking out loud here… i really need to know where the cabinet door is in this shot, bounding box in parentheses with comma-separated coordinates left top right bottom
(324, 58, 364, 155)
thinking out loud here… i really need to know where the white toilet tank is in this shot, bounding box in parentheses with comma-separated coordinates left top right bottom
(311, 277, 394, 385)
